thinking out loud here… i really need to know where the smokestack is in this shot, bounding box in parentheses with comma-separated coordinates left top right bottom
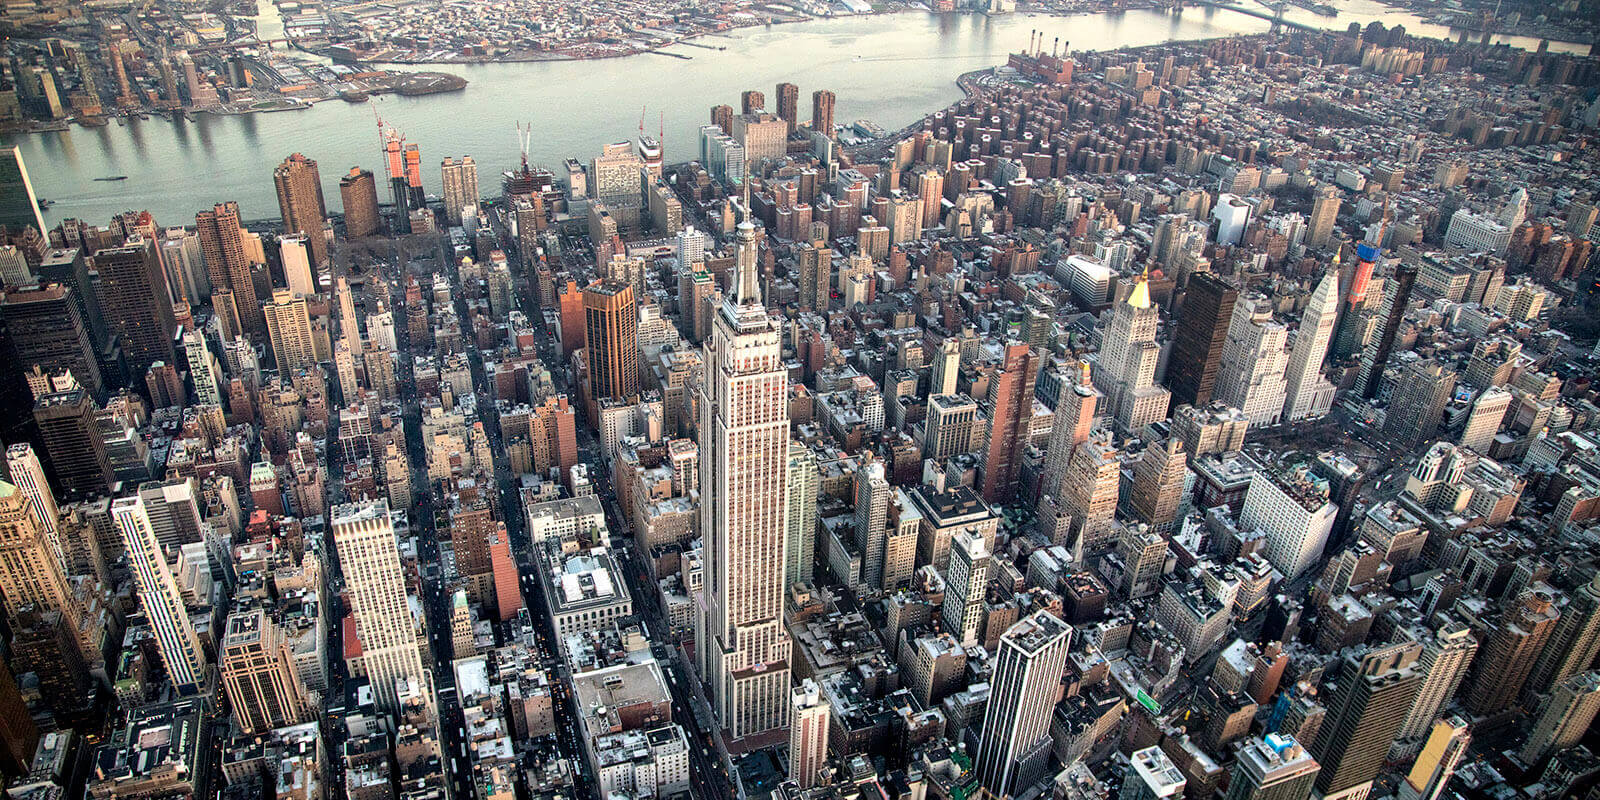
(1053, 37, 1059, 57)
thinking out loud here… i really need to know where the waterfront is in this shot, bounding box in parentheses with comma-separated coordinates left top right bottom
(4, 1, 1586, 226)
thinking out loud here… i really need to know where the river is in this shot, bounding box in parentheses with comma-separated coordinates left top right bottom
(3, 0, 1586, 227)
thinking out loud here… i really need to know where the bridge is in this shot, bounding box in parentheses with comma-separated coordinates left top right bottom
(1181, 0, 1322, 32)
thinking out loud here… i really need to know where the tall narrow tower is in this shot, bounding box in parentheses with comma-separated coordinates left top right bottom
(274, 153, 328, 265)
(1282, 264, 1340, 422)
(975, 611, 1071, 798)
(1095, 275, 1169, 433)
(696, 214, 793, 744)
(114, 494, 208, 694)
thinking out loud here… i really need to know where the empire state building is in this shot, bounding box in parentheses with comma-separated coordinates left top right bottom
(695, 212, 793, 744)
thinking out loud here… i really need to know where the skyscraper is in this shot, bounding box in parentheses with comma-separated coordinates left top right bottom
(273, 153, 328, 265)
(1458, 387, 1511, 454)
(1215, 293, 1289, 426)
(1382, 360, 1458, 451)
(789, 679, 830, 789)
(0, 146, 45, 236)
(263, 289, 317, 373)
(333, 498, 428, 713)
(942, 528, 988, 647)
(795, 240, 830, 313)
(1393, 622, 1478, 760)
(695, 214, 792, 744)
(1166, 272, 1238, 408)
(1225, 734, 1320, 800)
(975, 611, 1071, 799)
(1282, 267, 1339, 422)
(1307, 185, 1340, 248)
(5, 444, 62, 574)
(775, 82, 799, 132)
(441, 155, 480, 225)
(1095, 276, 1169, 433)
(1465, 587, 1559, 716)
(340, 167, 382, 238)
(1525, 573, 1600, 699)
(1311, 643, 1423, 800)
(183, 327, 223, 406)
(89, 237, 179, 378)
(196, 202, 264, 337)
(0, 480, 74, 621)
(583, 279, 640, 407)
(1399, 717, 1470, 800)
(741, 89, 765, 114)
(811, 90, 835, 137)
(978, 342, 1038, 503)
(1358, 258, 1418, 398)
(1129, 437, 1187, 533)
(383, 129, 410, 232)
(931, 337, 961, 396)
(115, 494, 208, 693)
(1517, 671, 1600, 764)
(220, 608, 309, 734)
(0, 282, 103, 399)
(784, 442, 818, 592)
(1039, 360, 1099, 498)
(33, 375, 113, 497)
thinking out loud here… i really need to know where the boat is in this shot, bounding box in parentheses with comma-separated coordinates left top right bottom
(93, 176, 129, 181)
(37, 198, 52, 210)
(340, 90, 369, 102)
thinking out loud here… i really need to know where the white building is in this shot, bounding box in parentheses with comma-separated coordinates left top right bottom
(975, 611, 1071, 798)
(1239, 466, 1336, 580)
(332, 498, 429, 713)
(790, 679, 831, 789)
(1213, 193, 1252, 247)
(1444, 208, 1512, 255)
(1216, 294, 1290, 426)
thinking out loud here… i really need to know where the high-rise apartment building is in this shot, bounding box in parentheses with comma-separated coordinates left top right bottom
(1517, 671, 1600, 764)
(978, 342, 1038, 503)
(795, 240, 830, 313)
(340, 167, 381, 238)
(263, 288, 318, 373)
(1225, 734, 1320, 800)
(1465, 588, 1559, 716)
(89, 237, 178, 378)
(333, 498, 428, 713)
(274, 153, 328, 265)
(1282, 268, 1339, 422)
(1166, 272, 1238, 408)
(975, 611, 1071, 799)
(1311, 642, 1422, 800)
(440, 155, 480, 225)
(942, 528, 989, 648)
(220, 608, 309, 734)
(695, 215, 792, 744)
(855, 462, 891, 589)
(784, 442, 818, 592)
(583, 280, 640, 407)
(1215, 293, 1289, 426)
(775, 82, 799, 132)
(115, 494, 208, 693)
(931, 338, 961, 396)
(591, 142, 644, 209)
(789, 679, 829, 789)
(196, 202, 264, 337)
(1398, 716, 1470, 800)
(812, 90, 836, 137)
(183, 328, 223, 406)
(741, 89, 765, 114)
(4, 444, 62, 574)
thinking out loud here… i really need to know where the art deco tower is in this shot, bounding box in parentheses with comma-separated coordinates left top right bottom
(1282, 263, 1340, 422)
(696, 214, 792, 744)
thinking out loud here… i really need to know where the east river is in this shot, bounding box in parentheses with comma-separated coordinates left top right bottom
(2, 0, 1587, 226)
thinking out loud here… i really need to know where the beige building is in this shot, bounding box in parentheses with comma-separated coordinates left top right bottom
(333, 499, 429, 713)
(264, 289, 318, 373)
